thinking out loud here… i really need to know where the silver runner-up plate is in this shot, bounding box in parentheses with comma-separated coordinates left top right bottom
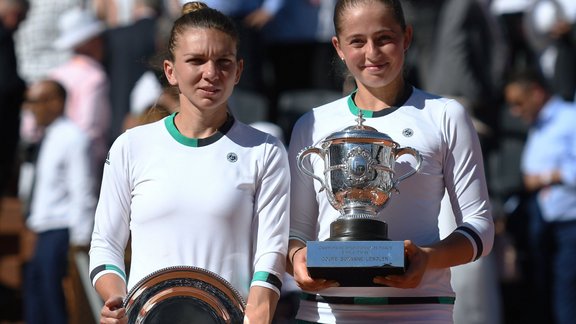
(123, 266, 246, 324)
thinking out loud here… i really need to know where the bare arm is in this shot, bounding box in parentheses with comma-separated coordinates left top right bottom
(524, 169, 562, 192)
(94, 273, 128, 323)
(244, 286, 280, 324)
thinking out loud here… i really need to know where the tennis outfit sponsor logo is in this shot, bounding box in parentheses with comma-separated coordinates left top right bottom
(227, 152, 238, 163)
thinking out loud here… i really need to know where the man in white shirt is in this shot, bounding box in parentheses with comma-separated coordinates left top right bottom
(22, 79, 96, 324)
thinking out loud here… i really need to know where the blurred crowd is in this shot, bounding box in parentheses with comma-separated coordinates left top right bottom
(1, 0, 575, 323)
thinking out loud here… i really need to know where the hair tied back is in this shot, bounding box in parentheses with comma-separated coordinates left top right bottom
(182, 1, 207, 15)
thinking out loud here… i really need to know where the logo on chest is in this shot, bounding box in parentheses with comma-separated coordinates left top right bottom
(227, 152, 238, 163)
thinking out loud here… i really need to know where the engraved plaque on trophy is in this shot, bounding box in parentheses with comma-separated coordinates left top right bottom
(297, 113, 422, 287)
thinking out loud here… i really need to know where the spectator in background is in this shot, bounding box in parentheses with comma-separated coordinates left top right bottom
(92, 0, 136, 27)
(263, 0, 325, 96)
(103, 0, 164, 144)
(49, 6, 111, 191)
(504, 68, 576, 324)
(190, 0, 286, 95)
(263, 0, 342, 92)
(13, 0, 78, 84)
(549, 0, 576, 102)
(22, 79, 95, 324)
(402, 0, 444, 90)
(422, 0, 507, 145)
(0, 0, 28, 197)
(14, 0, 80, 157)
(490, 0, 536, 73)
(524, 0, 576, 102)
(263, 0, 344, 117)
(122, 70, 179, 130)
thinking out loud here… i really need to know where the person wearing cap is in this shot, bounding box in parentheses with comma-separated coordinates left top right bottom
(49, 6, 111, 192)
(22, 79, 96, 324)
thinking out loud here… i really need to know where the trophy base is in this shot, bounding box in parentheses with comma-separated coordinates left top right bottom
(328, 218, 389, 241)
(307, 218, 405, 287)
(307, 240, 406, 287)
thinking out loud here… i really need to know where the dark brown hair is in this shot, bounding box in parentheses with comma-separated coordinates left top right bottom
(505, 67, 551, 92)
(166, 1, 239, 61)
(333, 0, 407, 36)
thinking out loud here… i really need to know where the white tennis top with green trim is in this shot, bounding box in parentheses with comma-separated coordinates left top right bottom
(89, 114, 290, 299)
(289, 87, 495, 323)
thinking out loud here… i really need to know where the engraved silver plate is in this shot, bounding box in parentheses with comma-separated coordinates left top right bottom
(123, 266, 245, 324)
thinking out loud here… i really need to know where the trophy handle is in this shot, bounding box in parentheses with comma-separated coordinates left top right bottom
(297, 146, 327, 192)
(393, 147, 422, 184)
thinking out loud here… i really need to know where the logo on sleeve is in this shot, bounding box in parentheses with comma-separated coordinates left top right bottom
(105, 151, 111, 165)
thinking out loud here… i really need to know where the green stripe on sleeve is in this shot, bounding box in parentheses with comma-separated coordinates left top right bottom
(90, 264, 127, 282)
(251, 271, 282, 291)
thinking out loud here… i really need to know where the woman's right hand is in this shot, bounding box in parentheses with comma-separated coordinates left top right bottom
(291, 246, 339, 291)
(100, 295, 127, 324)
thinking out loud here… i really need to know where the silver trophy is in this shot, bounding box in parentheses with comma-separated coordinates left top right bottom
(297, 113, 422, 286)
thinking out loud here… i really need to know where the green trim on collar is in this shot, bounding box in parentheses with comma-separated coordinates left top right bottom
(165, 113, 199, 147)
(164, 112, 234, 147)
(348, 91, 374, 118)
(347, 87, 413, 118)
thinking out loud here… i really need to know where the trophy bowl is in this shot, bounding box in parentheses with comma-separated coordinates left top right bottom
(297, 115, 421, 285)
(123, 266, 245, 324)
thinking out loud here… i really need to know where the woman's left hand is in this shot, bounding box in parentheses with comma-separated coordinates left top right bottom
(372, 240, 428, 288)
